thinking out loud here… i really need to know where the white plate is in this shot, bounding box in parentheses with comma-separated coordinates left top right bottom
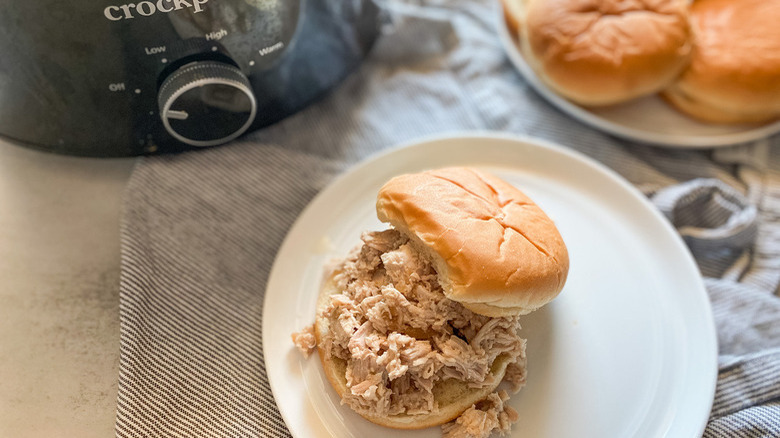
(496, 5, 780, 148)
(263, 133, 717, 438)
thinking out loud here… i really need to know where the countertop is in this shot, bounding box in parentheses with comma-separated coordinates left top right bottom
(0, 138, 135, 437)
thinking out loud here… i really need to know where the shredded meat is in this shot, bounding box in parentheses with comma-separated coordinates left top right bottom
(503, 361, 528, 393)
(293, 229, 527, 436)
(291, 324, 317, 358)
(321, 230, 526, 421)
(441, 390, 519, 438)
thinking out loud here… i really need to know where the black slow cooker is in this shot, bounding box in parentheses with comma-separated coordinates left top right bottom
(0, 0, 381, 156)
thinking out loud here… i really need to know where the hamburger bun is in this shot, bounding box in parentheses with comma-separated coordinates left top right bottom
(376, 167, 569, 317)
(661, 0, 780, 124)
(516, 0, 692, 106)
(314, 272, 519, 429)
(501, 0, 526, 37)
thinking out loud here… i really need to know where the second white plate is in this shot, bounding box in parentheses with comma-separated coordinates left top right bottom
(495, 4, 780, 148)
(263, 133, 718, 437)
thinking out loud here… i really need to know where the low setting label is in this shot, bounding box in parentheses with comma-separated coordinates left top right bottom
(145, 46, 166, 55)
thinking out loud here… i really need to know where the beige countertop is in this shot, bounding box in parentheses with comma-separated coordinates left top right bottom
(0, 139, 135, 437)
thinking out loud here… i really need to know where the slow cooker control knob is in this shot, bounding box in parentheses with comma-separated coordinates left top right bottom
(158, 61, 257, 147)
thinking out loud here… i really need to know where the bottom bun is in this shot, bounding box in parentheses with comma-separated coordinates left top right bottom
(661, 84, 779, 125)
(461, 301, 535, 318)
(314, 272, 515, 429)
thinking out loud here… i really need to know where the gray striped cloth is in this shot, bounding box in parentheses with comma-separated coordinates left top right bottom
(115, 0, 780, 436)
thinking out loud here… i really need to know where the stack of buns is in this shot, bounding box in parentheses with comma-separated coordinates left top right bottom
(661, 0, 780, 124)
(502, 0, 780, 124)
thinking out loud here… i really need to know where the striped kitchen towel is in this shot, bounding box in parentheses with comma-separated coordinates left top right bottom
(115, 0, 780, 437)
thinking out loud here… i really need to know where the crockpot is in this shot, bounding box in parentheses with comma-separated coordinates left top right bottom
(0, 0, 381, 156)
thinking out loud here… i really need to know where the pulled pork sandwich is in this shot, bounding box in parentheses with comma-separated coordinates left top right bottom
(292, 167, 569, 437)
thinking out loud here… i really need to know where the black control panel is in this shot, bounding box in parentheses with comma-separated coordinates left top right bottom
(0, 0, 380, 156)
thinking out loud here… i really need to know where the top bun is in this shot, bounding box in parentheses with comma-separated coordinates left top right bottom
(518, 0, 692, 106)
(376, 167, 569, 317)
(661, 0, 780, 124)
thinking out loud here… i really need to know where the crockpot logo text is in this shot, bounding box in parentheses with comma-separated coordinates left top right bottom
(104, 0, 208, 21)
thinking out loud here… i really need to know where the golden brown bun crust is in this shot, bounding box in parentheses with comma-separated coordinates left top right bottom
(314, 272, 515, 429)
(522, 0, 691, 106)
(501, 0, 525, 37)
(376, 167, 569, 317)
(661, 0, 780, 124)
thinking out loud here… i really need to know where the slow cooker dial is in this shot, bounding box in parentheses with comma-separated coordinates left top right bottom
(157, 61, 257, 147)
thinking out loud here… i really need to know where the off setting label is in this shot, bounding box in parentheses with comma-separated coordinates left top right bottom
(108, 83, 141, 94)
